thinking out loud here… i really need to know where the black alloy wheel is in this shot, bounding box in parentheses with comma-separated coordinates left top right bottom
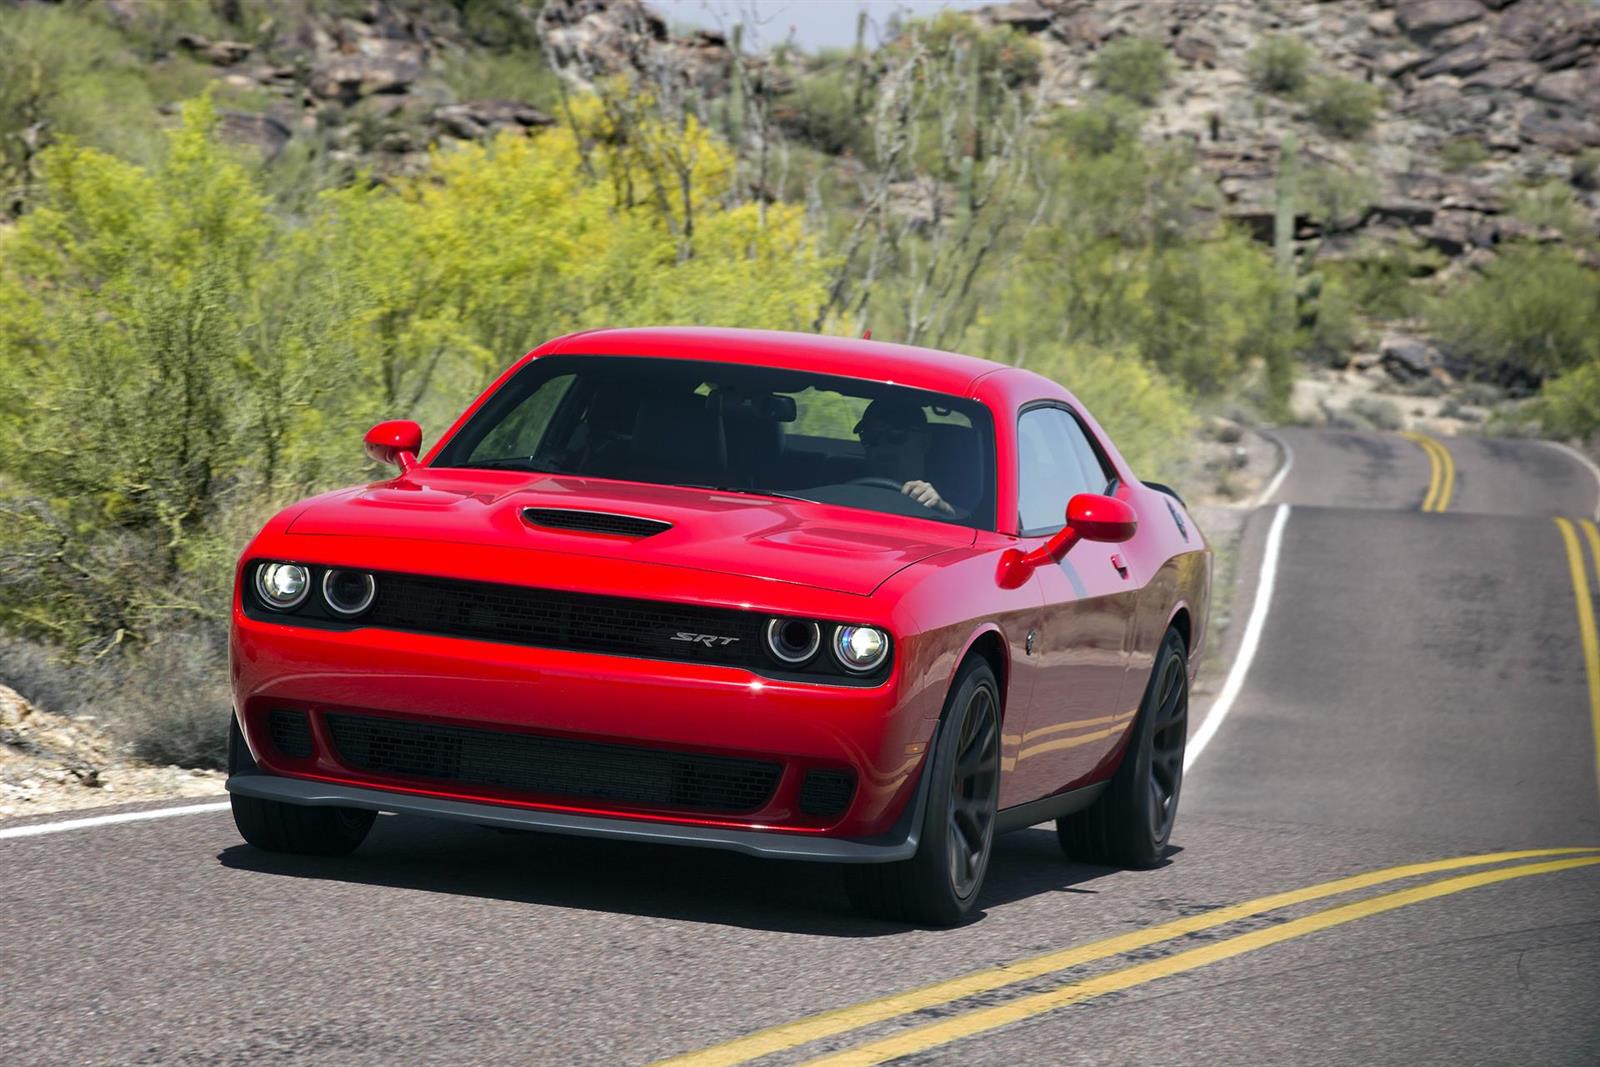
(948, 684, 999, 899)
(1058, 627, 1188, 869)
(845, 658, 1002, 926)
(1146, 646, 1187, 844)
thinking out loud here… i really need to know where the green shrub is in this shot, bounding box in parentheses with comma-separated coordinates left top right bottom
(1299, 274, 1359, 365)
(1532, 360, 1600, 439)
(1094, 37, 1171, 106)
(1428, 244, 1600, 379)
(1510, 181, 1592, 242)
(1048, 95, 1145, 158)
(1305, 76, 1382, 139)
(1301, 164, 1377, 229)
(895, 10, 1043, 89)
(1440, 137, 1489, 173)
(1573, 150, 1600, 191)
(773, 70, 873, 157)
(1246, 36, 1312, 95)
(1322, 241, 1443, 320)
(439, 47, 561, 108)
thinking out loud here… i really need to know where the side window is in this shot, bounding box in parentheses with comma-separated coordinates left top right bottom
(1063, 411, 1116, 493)
(1016, 406, 1114, 534)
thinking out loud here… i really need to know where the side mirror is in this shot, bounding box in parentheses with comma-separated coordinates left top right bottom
(1063, 492, 1138, 545)
(997, 493, 1137, 588)
(364, 420, 422, 472)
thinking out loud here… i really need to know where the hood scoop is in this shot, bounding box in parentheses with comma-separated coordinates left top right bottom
(520, 507, 673, 539)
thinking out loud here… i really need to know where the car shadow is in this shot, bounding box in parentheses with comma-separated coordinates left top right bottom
(217, 814, 1166, 936)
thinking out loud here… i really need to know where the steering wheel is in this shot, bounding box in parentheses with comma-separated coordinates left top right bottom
(849, 476, 906, 491)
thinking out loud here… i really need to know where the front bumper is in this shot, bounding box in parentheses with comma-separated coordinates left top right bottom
(226, 758, 933, 863)
(231, 605, 940, 839)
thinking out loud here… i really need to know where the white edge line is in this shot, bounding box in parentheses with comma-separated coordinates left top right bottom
(1186, 503, 1291, 773)
(1252, 428, 1294, 509)
(1536, 439, 1600, 522)
(0, 799, 230, 842)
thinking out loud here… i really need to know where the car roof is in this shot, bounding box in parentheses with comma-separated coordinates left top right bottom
(541, 326, 1009, 395)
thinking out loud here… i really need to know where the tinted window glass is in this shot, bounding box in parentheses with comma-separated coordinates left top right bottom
(432, 355, 997, 530)
(1017, 406, 1112, 534)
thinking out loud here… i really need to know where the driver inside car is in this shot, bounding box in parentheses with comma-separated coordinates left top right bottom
(854, 398, 955, 515)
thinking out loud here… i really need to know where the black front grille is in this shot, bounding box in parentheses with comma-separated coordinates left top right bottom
(326, 713, 782, 814)
(799, 769, 856, 817)
(364, 573, 770, 669)
(268, 709, 314, 759)
(521, 507, 672, 538)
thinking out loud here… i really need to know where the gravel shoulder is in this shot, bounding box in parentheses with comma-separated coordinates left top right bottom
(0, 684, 223, 820)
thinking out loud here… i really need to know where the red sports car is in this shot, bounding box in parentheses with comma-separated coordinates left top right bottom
(227, 327, 1209, 924)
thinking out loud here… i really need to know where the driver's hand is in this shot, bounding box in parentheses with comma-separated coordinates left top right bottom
(902, 480, 954, 514)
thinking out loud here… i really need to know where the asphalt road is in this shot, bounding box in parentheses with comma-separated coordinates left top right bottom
(4, 428, 1600, 1066)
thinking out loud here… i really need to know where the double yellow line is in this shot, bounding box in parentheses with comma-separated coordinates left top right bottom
(1554, 517, 1600, 807)
(1402, 431, 1455, 512)
(657, 849, 1600, 1067)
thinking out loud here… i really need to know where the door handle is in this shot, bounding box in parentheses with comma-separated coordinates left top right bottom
(1110, 553, 1129, 579)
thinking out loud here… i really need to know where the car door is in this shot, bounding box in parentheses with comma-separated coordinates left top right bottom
(1008, 404, 1138, 801)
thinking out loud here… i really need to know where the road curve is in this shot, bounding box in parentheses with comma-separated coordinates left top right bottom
(3, 428, 1599, 1066)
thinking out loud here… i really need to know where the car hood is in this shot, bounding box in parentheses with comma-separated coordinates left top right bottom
(284, 470, 976, 597)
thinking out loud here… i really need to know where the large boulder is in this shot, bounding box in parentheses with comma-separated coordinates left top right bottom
(433, 100, 556, 140)
(1396, 0, 1487, 38)
(1380, 332, 1446, 380)
(309, 52, 423, 103)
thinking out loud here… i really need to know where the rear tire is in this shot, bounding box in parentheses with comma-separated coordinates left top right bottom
(845, 658, 1000, 926)
(227, 714, 375, 857)
(1057, 627, 1188, 868)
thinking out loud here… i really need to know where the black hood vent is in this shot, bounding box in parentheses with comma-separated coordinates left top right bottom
(521, 507, 672, 538)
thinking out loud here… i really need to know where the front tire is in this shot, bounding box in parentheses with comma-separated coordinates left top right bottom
(845, 658, 1001, 926)
(227, 714, 375, 857)
(1057, 627, 1188, 868)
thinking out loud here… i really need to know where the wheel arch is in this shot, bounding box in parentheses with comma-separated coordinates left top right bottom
(952, 625, 1011, 723)
(1167, 604, 1193, 652)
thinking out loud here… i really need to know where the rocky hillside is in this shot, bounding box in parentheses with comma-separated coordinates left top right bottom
(47, 2, 1600, 271)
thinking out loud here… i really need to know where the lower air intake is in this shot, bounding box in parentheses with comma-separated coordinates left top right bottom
(268, 709, 314, 759)
(798, 769, 856, 817)
(325, 713, 782, 815)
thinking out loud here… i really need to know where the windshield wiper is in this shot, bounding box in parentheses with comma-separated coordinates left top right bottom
(671, 483, 816, 504)
(455, 457, 562, 473)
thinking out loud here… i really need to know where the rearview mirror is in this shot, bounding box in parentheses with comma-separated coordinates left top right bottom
(997, 493, 1137, 588)
(364, 419, 422, 472)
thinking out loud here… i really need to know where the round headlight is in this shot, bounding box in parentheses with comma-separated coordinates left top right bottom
(765, 617, 821, 665)
(322, 569, 376, 616)
(831, 624, 889, 673)
(255, 562, 310, 611)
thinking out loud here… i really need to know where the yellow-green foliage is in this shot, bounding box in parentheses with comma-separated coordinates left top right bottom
(0, 94, 829, 646)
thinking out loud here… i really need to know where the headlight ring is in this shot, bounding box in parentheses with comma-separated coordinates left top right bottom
(831, 624, 889, 673)
(322, 569, 377, 616)
(765, 617, 821, 665)
(254, 562, 311, 611)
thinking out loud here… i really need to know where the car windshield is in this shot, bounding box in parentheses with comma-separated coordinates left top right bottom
(431, 354, 997, 529)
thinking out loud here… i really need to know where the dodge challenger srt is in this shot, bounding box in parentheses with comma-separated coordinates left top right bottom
(227, 326, 1210, 925)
